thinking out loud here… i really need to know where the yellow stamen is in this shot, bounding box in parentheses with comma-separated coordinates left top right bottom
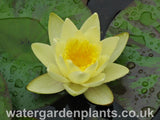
(63, 38, 101, 70)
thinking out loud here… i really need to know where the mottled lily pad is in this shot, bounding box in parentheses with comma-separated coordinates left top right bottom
(0, 74, 12, 120)
(0, 18, 65, 110)
(0, 0, 90, 29)
(0, 0, 91, 110)
(106, 0, 160, 119)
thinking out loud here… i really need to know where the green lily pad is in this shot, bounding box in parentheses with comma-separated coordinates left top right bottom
(0, 0, 90, 29)
(106, 0, 160, 119)
(0, 18, 65, 110)
(0, 74, 12, 120)
(0, 0, 91, 110)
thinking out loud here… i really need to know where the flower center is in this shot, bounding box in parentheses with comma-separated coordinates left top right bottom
(63, 38, 101, 70)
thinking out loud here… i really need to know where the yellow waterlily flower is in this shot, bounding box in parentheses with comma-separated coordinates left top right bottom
(27, 12, 129, 105)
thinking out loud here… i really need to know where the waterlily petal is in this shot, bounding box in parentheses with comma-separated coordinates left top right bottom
(73, 30, 86, 40)
(48, 12, 64, 45)
(103, 63, 129, 83)
(66, 60, 81, 73)
(97, 55, 110, 69)
(55, 41, 66, 56)
(47, 64, 69, 83)
(85, 61, 98, 75)
(27, 73, 64, 94)
(101, 36, 119, 56)
(80, 13, 100, 33)
(68, 71, 90, 84)
(110, 32, 129, 62)
(47, 63, 61, 74)
(63, 83, 88, 96)
(31, 43, 56, 67)
(92, 55, 110, 77)
(56, 56, 69, 77)
(61, 18, 78, 41)
(82, 73, 105, 87)
(84, 84, 113, 105)
(84, 27, 100, 43)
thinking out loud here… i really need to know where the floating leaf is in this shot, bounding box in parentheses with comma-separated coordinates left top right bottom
(0, 18, 65, 110)
(0, 0, 90, 29)
(0, 0, 91, 110)
(106, 0, 160, 119)
(0, 74, 12, 120)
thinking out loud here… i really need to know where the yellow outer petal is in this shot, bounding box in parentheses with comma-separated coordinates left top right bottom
(84, 61, 98, 75)
(47, 64, 69, 83)
(31, 43, 56, 67)
(82, 73, 105, 87)
(101, 36, 119, 56)
(66, 60, 81, 73)
(63, 83, 88, 96)
(103, 63, 129, 83)
(47, 63, 61, 75)
(80, 13, 100, 34)
(110, 32, 129, 62)
(48, 12, 64, 45)
(73, 30, 85, 40)
(56, 55, 69, 77)
(84, 84, 114, 105)
(61, 18, 78, 42)
(84, 27, 100, 43)
(55, 41, 65, 56)
(27, 73, 64, 94)
(91, 55, 110, 78)
(68, 71, 90, 84)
